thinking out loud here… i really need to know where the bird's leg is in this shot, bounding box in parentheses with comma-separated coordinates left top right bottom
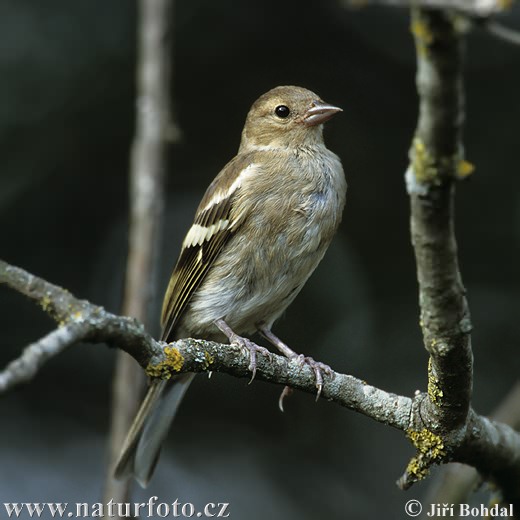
(257, 323, 334, 406)
(214, 319, 271, 383)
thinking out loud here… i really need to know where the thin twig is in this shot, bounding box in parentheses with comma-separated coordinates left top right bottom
(482, 19, 520, 45)
(0, 324, 88, 392)
(0, 260, 159, 367)
(343, 0, 508, 16)
(104, 0, 177, 506)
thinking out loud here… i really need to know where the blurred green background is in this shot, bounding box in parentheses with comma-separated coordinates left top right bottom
(1, 1, 519, 518)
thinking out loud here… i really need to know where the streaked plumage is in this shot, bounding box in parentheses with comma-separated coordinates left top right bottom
(115, 85, 346, 487)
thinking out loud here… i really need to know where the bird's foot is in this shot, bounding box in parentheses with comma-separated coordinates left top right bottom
(278, 356, 334, 411)
(230, 334, 271, 383)
(214, 318, 271, 383)
(293, 354, 334, 400)
(256, 324, 334, 407)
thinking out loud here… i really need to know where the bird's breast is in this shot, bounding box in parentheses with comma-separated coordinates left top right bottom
(182, 146, 346, 336)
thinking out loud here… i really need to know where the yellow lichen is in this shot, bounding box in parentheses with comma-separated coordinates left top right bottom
(456, 159, 475, 179)
(202, 351, 214, 370)
(410, 19, 434, 45)
(407, 428, 446, 459)
(427, 357, 444, 405)
(406, 455, 431, 481)
(411, 138, 438, 183)
(146, 346, 184, 379)
(410, 17, 434, 56)
(40, 295, 52, 312)
(39, 294, 62, 322)
(405, 428, 446, 482)
(411, 138, 473, 183)
(56, 310, 82, 328)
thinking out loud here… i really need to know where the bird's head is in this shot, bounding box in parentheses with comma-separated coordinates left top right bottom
(239, 85, 342, 152)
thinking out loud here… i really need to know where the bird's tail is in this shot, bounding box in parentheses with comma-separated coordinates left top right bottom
(113, 373, 195, 487)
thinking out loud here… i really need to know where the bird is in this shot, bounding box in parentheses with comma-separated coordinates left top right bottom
(114, 85, 347, 487)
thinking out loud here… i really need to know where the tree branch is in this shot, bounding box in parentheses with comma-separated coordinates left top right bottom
(344, 0, 508, 17)
(0, 324, 88, 392)
(400, 7, 472, 488)
(424, 382, 520, 512)
(0, 259, 412, 428)
(480, 19, 520, 46)
(408, 6, 472, 431)
(2, 4, 520, 507)
(104, 0, 178, 506)
(402, 8, 520, 509)
(0, 259, 159, 368)
(2, 258, 520, 507)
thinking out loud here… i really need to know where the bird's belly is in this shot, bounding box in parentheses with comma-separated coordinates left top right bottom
(180, 224, 331, 338)
(179, 156, 345, 340)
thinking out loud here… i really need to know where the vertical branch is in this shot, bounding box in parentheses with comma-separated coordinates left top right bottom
(409, 9, 472, 430)
(103, 0, 177, 503)
(402, 8, 473, 487)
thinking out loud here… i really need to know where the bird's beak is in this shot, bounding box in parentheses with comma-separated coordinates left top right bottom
(303, 101, 343, 127)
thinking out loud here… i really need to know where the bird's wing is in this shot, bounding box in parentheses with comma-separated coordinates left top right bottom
(160, 154, 259, 341)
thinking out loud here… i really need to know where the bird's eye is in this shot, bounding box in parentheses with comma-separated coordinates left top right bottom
(274, 105, 290, 118)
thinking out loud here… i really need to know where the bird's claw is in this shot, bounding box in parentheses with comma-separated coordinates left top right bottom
(230, 335, 271, 383)
(278, 385, 293, 412)
(278, 355, 334, 411)
(294, 354, 334, 401)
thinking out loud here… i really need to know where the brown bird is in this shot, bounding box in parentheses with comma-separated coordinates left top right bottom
(115, 85, 346, 487)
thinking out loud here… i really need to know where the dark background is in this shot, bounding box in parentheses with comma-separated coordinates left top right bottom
(1, 1, 519, 519)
